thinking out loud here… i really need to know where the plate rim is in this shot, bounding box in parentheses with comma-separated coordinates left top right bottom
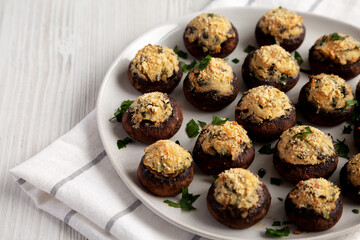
(96, 6, 360, 240)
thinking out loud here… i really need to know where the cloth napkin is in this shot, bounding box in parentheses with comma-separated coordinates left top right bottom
(10, 0, 360, 240)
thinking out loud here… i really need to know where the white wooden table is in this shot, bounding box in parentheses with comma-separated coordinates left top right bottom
(0, 1, 211, 239)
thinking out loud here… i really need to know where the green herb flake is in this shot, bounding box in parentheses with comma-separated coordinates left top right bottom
(294, 51, 304, 65)
(292, 126, 312, 139)
(265, 226, 290, 237)
(197, 120, 206, 128)
(296, 121, 304, 125)
(164, 187, 200, 211)
(244, 45, 256, 53)
(117, 137, 133, 149)
(278, 197, 284, 201)
(210, 175, 219, 181)
(208, 13, 214, 17)
(212, 115, 229, 125)
(271, 177, 282, 186)
(110, 100, 134, 122)
(180, 60, 197, 73)
(173, 45, 187, 59)
(343, 124, 352, 134)
(341, 100, 358, 113)
(330, 33, 345, 40)
(272, 221, 281, 226)
(335, 139, 350, 159)
(231, 58, 240, 64)
(258, 144, 274, 154)
(161, 70, 168, 76)
(196, 55, 212, 71)
(186, 119, 200, 138)
(258, 168, 266, 178)
(352, 209, 359, 214)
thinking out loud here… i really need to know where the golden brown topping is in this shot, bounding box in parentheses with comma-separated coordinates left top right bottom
(188, 58, 234, 96)
(289, 178, 340, 218)
(250, 45, 299, 83)
(198, 121, 252, 160)
(129, 92, 173, 129)
(307, 73, 354, 112)
(347, 154, 360, 186)
(185, 13, 235, 53)
(277, 125, 335, 165)
(130, 44, 179, 82)
(143, 140, 192, 177)
(214, 168, 262, 217)
(313, 33, 360, 65)
(258, 7, 304, 44)
(235, 85, 294, 123)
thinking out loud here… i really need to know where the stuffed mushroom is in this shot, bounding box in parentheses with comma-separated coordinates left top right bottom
(273, 125, 338, 183)
(183, 57, 240, 111)
(192, 121, 254, 175)
(183, 13, 238, 59)
(128, 44, 183, 93)
(207, 168, 271, 229)
(255, 7, 305, 52)
(242, 44, 300, 92)
(137, 140, 194, 196)
(340, 153, 360, 203)
(122, 92, 183, 144)
(285, 178, 342, 231)
(235, 85, 296, 141)
(309, 33, 360, 80)
(298, 73, 355, 126)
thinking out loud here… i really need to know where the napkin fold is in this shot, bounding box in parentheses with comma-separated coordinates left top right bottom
(10, 0, 360, 240)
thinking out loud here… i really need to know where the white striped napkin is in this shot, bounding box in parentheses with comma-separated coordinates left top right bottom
(10, 0, 360, 240)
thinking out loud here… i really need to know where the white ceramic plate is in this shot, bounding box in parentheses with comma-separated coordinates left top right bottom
(97, 7, 360, 240)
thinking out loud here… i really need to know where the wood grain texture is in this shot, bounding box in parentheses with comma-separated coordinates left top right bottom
(0, 0, 211, 239)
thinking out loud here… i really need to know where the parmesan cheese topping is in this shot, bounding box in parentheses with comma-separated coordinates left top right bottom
(312, 33, 360, 65)
(347, 153, 360, 186)
(214, 168, 262, 217)
(306, 73, 354, 112)
(197, 121, 252, 160)
(235, 85, 294, 123)
(185, 13, 235, 53)
(258, 7, 304, 44)
(130, 44, 179, 82)
(289, 178, 340, 218)
(188, 58, 234, 96)
(277, 125, 335, 165)
(129, 92, 173, 129)
(250, 45, 299, 83)
(143, 140, 192, 177)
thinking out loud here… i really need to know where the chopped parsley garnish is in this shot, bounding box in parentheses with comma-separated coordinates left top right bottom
(180, 60, 197, 73)
(335, 139, 350, 159)
(232, 58, 240, 64)
(272, 221, 281, 226)
(265, 226, 290, 237)
(208, 13, 214, 17)
(210, 175, 219, 181)
(174, 45, 187, 59)
(348, 107, 360, 125)
(110, 100, 134, 122)
(278, 197, 284, 201)
(244, 45, 256, 53)
(258, 168, 266, 178)
(294, 51, 304, 65)
(343, 124, 352, 134)
(340, 100, 358, 113)
(161, 70, 168, 76)
(196, 55, 212, 71)
(258, 144, 274, 154)
(271, 177, 282, 186)
(198, 120, 207, 127)
(330, 33, 345, 40)
(163, 187, 200, 211)
(212, 115, 229, 125)
(296, 121, 304, 125)
(292, 126, 312, 139)
(117, 137, 133, 149)
(300, 68, 312, 74)
(186, 119, 200, 138)
(352, 209, 359, 214)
